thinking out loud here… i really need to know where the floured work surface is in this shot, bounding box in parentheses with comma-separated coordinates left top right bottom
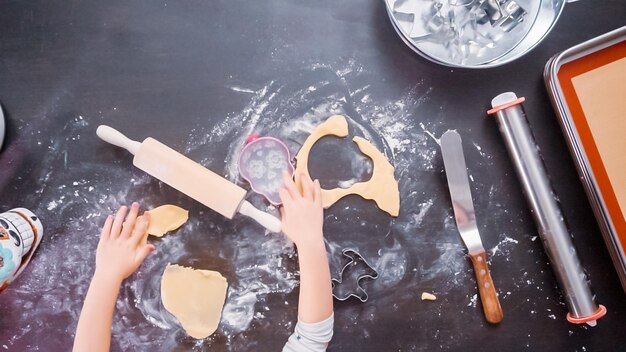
(571, 57, 626, 222)
(3, 1, 626, 350)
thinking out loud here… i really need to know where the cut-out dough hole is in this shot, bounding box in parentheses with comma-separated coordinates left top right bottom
(307, 136, 373, 189)
(295, 115, 400, 217)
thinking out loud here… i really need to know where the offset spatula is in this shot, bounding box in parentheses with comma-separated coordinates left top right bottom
(96, 125, 281, 233)
(440, 130, 503, 324)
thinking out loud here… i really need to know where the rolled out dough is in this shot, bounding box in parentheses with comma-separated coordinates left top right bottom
(294, 114, 349, 194)
(147, 204, 189, 237)
(295, 115, 400, 217)
(161, 264, 228, 339)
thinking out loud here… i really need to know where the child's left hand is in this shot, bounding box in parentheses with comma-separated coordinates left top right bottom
(94, 202, 155, 284)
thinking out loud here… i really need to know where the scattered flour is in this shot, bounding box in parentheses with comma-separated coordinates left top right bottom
(0, 56, 509, 351)
(490, 235, 520, 259)
(468, 293, 478, 307)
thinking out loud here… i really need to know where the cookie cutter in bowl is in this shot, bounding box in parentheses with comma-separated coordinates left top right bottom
(239, 135, 295, 205)
(385, 0, 569, 68)
(331, 249, 379, 302)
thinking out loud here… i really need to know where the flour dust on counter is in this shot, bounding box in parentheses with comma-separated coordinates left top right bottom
(0, 113, 162, 350)
(0, 58, 518, 351)
(180, 57, 516, 348)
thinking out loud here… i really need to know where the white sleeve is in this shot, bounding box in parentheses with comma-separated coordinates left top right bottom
(282, 314, 334, 352)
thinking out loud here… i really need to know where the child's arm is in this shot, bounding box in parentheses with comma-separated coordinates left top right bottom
(280, 172, 334, 351)
(73, 203, 155, 352)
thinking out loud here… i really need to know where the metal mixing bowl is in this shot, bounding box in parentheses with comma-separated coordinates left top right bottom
(385, 0, 569, 68)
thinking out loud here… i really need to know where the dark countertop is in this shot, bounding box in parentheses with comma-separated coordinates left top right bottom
(0, 0, 625, 351)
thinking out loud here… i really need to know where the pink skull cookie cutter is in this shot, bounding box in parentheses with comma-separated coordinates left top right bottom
(239, 135, 295, 205)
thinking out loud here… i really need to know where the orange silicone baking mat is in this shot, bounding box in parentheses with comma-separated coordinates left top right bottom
(557, 40, 626, 249)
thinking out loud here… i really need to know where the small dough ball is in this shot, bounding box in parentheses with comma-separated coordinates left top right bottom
(421, 292, 437, 301)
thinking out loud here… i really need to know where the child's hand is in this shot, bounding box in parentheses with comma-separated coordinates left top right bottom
(279, 172, 324, 248)
(94, 203, 155, 284)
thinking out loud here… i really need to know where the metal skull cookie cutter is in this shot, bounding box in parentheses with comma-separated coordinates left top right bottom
(332, 249, 379, 302)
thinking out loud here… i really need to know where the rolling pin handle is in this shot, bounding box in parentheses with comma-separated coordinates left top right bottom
(238, 200, 282, 233)
(96, 125, 141, 155)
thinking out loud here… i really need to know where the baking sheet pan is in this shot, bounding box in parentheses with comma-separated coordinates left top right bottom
(545, 26, 626, 291)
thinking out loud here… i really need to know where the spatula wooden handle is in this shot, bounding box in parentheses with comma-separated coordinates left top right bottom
(469, 250, 503, 324)
(96, 125, 141, 155)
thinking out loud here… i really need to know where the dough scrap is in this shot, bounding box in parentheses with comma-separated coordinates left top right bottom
(161, 264, 228, 339)
(147, 205, 189, 237)
(295, 115, 400, 217)
(295, 115, 349, 180)
(421, 292, 437, 301)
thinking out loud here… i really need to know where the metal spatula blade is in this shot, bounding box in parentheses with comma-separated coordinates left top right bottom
(440, 130, 503, 324)
(440, 131, 484, 255)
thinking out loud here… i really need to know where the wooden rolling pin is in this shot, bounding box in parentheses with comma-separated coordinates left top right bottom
(96, 125, 281, 233)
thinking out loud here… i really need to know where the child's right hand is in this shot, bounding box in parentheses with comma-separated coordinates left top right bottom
(279, 172, 324, 248)
(94, 203, 155, 284)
